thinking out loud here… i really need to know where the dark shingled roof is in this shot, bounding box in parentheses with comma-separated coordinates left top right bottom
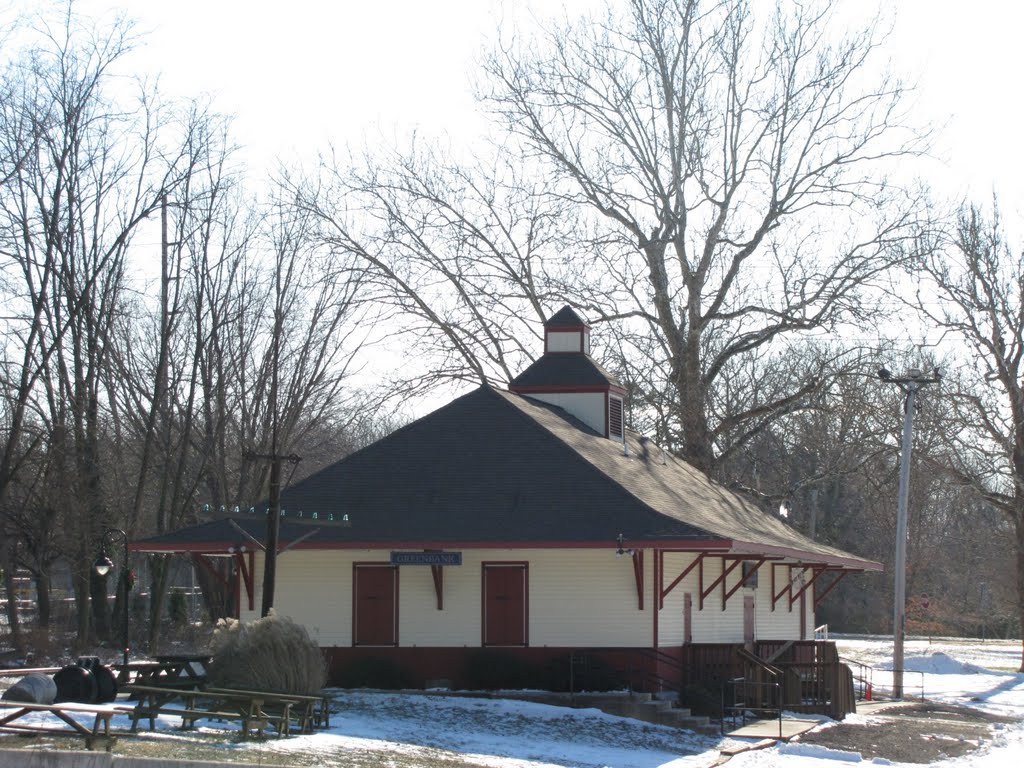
(136, 386, 879, 570)
(546, 306, 589, 327)
(509, 353, 623, 390)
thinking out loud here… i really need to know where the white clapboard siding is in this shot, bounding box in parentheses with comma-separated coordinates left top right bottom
(398, 549, 652, 647)
(757, 576, 804, 640)
(657, 552, 695, 646)
(399, 552, 480, 646)
(242, 550, 352, 646)
(749, 565, 816, 641)
(243, 548, 653, 648)
(524, 392, 607, 436)
(528, 549, 650, 647)
(240, 549, 815, 649)
(659, 553, 741, 645)
(686, 556, 742, 643)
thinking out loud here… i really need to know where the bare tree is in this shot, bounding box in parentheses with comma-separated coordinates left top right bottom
(297, 140, 577, 401)
(0, 4, 170, 644)
(480, 0, 924, 472)
(0, 3, 387, 648)
(911, 202, 1024, 667)
(105, 104, 246, 646)
(187, 180, 373, 512)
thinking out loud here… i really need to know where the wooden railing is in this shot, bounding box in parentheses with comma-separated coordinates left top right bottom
(566, 641, 860, 723)
(679, 641, 858, 721)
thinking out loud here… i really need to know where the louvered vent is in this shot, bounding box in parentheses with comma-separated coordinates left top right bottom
(609, 397, 623, 438)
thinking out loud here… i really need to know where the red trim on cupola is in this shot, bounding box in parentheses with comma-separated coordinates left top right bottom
(545, 323, 588, 332)
(509, 384, 611, 394)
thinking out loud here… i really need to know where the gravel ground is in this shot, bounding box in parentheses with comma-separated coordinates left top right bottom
(792, 702, 1017, 764)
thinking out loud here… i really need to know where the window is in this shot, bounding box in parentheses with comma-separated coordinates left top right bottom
(742, 561, 759, 588)
(609, 397, 623, 438)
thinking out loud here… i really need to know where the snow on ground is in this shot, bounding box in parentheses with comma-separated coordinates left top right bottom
(240, 636, 1024, 768)
(836, 636, 1024, 720)
(248, 693, 723, 768)
(1, 636, 1022, 767)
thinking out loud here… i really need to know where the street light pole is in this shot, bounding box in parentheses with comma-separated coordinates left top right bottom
(93, 528, 130, 674)
(878, 367, 939, 699)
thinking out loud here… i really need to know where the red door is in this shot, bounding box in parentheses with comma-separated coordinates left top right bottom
(483, 564, 527, 646)
(354, 565, 397, 646)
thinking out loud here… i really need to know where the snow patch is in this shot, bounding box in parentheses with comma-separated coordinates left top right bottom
(902, 652, 993, 675)
(779, 743, 863, 762)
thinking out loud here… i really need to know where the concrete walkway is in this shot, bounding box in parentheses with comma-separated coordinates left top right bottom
(855, 699, 916, 715)
(723, 698, 913, 740)
(723, 715, 826, 740)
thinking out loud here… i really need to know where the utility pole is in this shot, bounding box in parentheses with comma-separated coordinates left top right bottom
(260, 304, 286, 618)
(877, 366, 940, 699)
(243, 444, 300, 617)
(249, 259, 303, 617)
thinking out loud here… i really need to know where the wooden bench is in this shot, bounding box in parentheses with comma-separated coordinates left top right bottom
(204, 687, 330, 734)
(126, 684, 292, 738)
(0, 701, 132, 751)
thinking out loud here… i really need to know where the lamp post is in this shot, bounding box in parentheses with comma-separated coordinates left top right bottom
(877, 367, 939, 699)
(93, 528, 130, 673)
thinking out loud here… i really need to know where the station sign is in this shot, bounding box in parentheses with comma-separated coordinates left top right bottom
(389, 551, 463, 566)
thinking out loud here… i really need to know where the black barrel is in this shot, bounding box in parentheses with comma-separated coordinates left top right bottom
(53, 664, 97, 703)
(52, 656, 119, 703)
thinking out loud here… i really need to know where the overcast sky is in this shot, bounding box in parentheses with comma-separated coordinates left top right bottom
(19, 0, 1007, 217)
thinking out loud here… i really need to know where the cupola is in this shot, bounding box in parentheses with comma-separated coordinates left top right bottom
(543, 305, 591, 354)
(509, 306, 628, 441)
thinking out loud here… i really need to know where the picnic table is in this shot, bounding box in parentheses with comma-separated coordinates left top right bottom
(129, 654, 211, 687)
(0, 701, 132, 750)
(204, 686, 330, 733)
(126, 683, 294, 738)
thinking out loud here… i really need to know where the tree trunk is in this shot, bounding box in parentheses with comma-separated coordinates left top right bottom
(34, 570, 51, 628)
(1, 544, 22, 652)
(193, 555, 233, 622)
(73, 563, 91, 649)
(1017, 513, 1024, 672)
(147, 554, 171, 652)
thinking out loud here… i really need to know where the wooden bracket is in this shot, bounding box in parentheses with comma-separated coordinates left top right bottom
(632, 550, 645, 610)
(723, 558, 765, 606)
(814, 570, 855, 607)
(771, 564, 793, 612)
(790, 567, 828, 606)
(430, 565, 444, 610)
(701, 558, 743, 611)
(192, 554, 230, 589)
(233, 551, 255, 611)
(278, 528, 319, 554)
(660, 553, 704, 609)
